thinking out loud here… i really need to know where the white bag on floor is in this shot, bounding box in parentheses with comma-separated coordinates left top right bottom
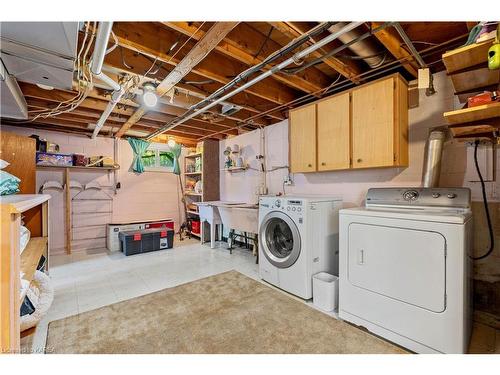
(20, 271, 54, 332)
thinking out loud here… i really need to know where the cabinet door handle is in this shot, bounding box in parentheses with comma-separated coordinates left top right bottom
(321, 162, 326, 166)
(357, 158, 362, 163)
(307, 163, 312, 168)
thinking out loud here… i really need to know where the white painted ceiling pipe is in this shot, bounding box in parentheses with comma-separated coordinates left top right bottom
(90, 21, 124, 138)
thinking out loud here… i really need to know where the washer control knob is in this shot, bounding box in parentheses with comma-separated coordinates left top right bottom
(292, 207, 296, 211)
(287, 207, 290, 211)
(297, 207, 301, 212)
(432, 192, 441, 198)
(275, 200, 281, 207)
(403, 190, 419, 201)
(447, 193, 457, 199)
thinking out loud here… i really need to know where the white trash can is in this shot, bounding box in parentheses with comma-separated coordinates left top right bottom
(313, 272, 339, 312)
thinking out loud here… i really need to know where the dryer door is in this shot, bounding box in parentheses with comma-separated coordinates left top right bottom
(260, 211, 301, 268)
(348, 223, 446, 313)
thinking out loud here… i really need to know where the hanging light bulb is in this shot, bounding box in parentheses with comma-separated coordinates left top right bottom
(167, 137, 176, 148)
(142, 82, 158, 108)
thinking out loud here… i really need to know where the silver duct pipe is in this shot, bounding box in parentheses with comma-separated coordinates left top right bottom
(90, 21, 124, 139)
(328, 22, 385, 68)
(147, 21, 363, 140)
(422, 130, 446, 188)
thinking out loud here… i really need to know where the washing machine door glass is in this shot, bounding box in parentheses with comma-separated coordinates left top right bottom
(260, 211, 301, 268)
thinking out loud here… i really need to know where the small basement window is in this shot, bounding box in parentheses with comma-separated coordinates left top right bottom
(141, 142, 175, 172)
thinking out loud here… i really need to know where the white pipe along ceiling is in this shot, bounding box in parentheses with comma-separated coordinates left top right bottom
(146, 21, 364, 140)
(90, 21, 125, 139)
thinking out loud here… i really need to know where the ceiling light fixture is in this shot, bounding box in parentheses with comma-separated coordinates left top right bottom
(36, 83, 54, 90)
(167, 137, 176, 148)
(142, 82, 158, 108)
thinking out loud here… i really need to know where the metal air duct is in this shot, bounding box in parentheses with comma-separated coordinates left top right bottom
(422, 130, 446, 188)
(328, 22, 385, 68)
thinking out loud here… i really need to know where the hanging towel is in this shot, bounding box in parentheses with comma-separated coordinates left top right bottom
(127, 138, 150, 173)
(170, 143, 182, 175)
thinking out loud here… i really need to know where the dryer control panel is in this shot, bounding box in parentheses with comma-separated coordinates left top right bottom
(366, 187, 471, 209)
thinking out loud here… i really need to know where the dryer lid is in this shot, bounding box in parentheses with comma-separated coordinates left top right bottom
(340, 207, 471, 224)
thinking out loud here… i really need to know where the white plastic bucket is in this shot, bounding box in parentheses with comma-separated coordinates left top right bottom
(313, 272, 339, 312)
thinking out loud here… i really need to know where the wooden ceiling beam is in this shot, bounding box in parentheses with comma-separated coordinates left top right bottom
(162, 22, 331, 94)
(269, 22, 362, 82)
(20, 83, 242, 137)
(370, 22, 419, 77)
(111, 22, 298, 106)
(115, 22, 238, 138)
(26, 98, 238, 137)
(101, 47, 283, 122)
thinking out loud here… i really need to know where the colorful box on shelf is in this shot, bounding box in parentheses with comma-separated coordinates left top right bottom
(36, 152, 73, 167)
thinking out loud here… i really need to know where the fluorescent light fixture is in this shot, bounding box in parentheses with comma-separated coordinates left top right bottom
(142, 83, 158, 108)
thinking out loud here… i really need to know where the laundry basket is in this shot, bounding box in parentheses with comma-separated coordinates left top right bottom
(312, 272, 338, 312)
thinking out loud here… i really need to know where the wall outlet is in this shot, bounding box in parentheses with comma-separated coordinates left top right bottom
(284, 174, 293, 186)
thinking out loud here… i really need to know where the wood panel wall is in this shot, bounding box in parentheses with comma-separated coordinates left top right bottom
(0, 132, 41, 236)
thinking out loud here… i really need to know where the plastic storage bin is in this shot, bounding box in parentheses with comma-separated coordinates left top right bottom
(313, 272, 339, 312)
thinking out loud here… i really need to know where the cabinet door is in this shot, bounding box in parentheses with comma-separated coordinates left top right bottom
(352, 78, 395, 168)
(317, 93, 350, 171)
(289, 104, 316, 173)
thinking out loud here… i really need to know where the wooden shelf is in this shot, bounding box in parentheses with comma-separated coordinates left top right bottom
(184, 172, 202, 176)
(444, 103, 500, 126)
(186, 210, 199, 215)
(185, 192, 202, 197)
(442, 39, 499, 96)
(20, 237, 48, 301)
(222, 166, 248, 172)
(0, 194, 50, 213)
(37, 165, 119, 171)
(184, 153, 202, 159)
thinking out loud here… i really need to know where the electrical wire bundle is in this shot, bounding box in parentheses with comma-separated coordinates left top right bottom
(27, 22, 97, 121)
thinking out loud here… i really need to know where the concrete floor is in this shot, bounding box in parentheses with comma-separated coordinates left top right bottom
(23, 238, 500, 354)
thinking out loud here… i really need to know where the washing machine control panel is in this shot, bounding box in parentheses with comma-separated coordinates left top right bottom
(366, 187, 471, 209)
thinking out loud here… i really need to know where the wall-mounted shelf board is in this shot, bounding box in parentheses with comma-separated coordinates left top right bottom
(444, 102, 500, 126)
(442, 39, 499, 96)
(186, 210, 199, 215)
(222, 166, 247, 172)
(443, 39, 495, 73)
(185, 153, 202, 159)
(185, 192, 202, 196)
(19, 236, 48, 302)
(36, 165, 119, 171)
(184, 172, 202, 176)
(449, 124, 497, 138)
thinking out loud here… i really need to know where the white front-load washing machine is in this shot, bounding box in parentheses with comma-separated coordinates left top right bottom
(339, 187, 473, 353)
(258, 196, 342, 299)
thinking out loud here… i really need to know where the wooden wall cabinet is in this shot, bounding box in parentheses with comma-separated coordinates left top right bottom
(289, 74, 408, 173)
(289, 104, 316, 173)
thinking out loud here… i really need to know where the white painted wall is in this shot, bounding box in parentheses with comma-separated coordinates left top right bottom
(1, 125, 185, 254)
(220, 71, 499, 208)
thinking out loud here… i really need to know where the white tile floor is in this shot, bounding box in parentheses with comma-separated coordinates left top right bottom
(30, 238, 268, 352)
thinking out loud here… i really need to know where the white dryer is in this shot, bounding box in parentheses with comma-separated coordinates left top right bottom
(339, 187, 473, 354)
(258, 196, 342, 299)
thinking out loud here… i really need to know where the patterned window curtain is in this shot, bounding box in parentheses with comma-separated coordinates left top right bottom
(127, 138, 150, 173)
(170, 143, 182, 175)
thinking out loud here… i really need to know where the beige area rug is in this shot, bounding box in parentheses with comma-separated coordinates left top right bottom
(46, 271, 406, 354)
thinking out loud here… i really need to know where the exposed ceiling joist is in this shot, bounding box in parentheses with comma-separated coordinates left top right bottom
(115, 22, 239, 138)
(269, 22, 362, 83)
(111, 22, 298, 106)
(162, 22, 331, 94)
(21, 83, 241, 137)
(370, 22, 419, 77)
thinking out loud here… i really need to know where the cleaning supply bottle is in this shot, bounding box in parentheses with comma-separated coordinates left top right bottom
(488, 24, 500, 70)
